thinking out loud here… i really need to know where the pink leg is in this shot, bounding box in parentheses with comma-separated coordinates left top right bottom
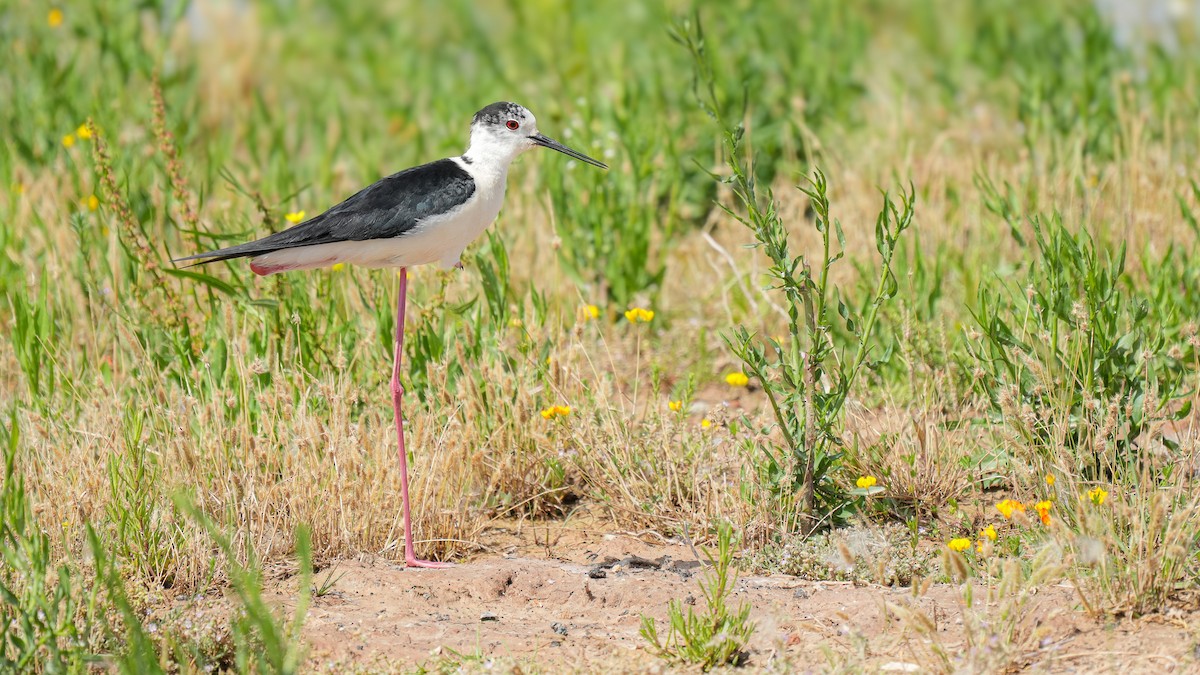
(392, 268, 453, 569)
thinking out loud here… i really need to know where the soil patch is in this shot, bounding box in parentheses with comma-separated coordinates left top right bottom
(266, 524, 1200, 672)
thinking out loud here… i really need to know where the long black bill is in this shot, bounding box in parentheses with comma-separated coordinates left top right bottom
(532, 133, 608, 170)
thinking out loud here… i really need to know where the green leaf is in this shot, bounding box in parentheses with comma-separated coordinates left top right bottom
(162, 267, 238, 296)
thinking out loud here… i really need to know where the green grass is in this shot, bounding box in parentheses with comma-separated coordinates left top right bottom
(3, 0, 1200, 670)
(640, 521, 755, 669)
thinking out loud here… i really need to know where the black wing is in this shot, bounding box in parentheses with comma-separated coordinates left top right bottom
(173, 158, 475, 265)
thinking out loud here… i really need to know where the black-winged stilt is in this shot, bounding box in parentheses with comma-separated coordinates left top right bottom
(175, 102, 607, 567)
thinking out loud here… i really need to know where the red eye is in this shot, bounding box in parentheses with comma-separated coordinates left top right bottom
(506, 119, 520, 130)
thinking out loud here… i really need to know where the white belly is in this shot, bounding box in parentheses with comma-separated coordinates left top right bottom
(250, 179, 505, 275)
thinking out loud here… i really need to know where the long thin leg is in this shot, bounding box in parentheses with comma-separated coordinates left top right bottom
(392, 267, 453, 569)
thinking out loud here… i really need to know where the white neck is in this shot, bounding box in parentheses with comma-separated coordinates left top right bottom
(460, 125, 527, 172)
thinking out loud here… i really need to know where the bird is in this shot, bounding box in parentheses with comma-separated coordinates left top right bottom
(174, 102, 607, 567)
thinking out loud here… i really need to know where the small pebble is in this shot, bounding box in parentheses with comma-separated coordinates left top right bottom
(551, 622, 568, 636)
(793, 588, 809, 599)
(480, 612, 499, 622)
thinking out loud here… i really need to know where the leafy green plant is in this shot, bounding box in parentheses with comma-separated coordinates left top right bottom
(964, 213, 1193, 476)
(728, 171, 913, 534)
(677, 12, 915, 534)
(640, 522, 755, 669)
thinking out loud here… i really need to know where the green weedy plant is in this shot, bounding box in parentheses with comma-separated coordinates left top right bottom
(640, 522, 754, 669)
(84, 498, 315, 673)
(1150, 180, 1200, 328)
(9, 276, 59, 411)
(546, 103, 670, 309)
(728, 171, 914, 534)
(174, 497, 312, 675)
(1, 411, 100, 672)
(87, 526, 169, 674)
(105, 408, 182, 589)
(675, 14, 915, 534)
(924, 2, 1136, 161)
(399, 231, 545, 408)
(964, 212, 1193, 476)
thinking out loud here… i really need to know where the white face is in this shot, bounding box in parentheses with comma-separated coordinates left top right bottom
(467, 102, 540, 162)
(466, 101, 608, 170)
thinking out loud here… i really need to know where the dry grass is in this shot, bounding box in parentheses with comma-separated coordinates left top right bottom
(10, 91, 1200, 582)
(5, 1, 1200, 670)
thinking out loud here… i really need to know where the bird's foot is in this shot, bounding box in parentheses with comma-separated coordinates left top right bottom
(405, 556, 456, 569)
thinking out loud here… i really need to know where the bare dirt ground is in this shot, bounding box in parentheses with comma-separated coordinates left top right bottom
(259, 515, 1200, 673)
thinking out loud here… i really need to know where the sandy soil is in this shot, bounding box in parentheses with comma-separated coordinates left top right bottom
(262, 519, 1200, 673)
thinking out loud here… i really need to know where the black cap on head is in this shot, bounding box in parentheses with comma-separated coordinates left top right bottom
(473, 101, 526, 126)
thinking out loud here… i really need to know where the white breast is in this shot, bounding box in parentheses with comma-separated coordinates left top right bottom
(250, 158, 508, 275)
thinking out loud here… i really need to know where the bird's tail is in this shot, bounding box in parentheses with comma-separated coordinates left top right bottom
(171, 240, 278, 274)
(173, 215, 329, 276)
(172, 241, 330, 276)
(172, 245, 248, 266)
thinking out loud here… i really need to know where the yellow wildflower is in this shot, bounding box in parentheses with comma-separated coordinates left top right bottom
(285, 210, 306, 224)
(86, 195, 99, 211)
(581, 304, 600, 321)
(48, 9, 64, 27)
(947, 538, 971, 553)
(996, 499, 1025, 520)
(700, 418, 712, 429)
(624, 307, 654, 323)
(331, 263, 345, 272)
(1088, 486, 1108, 506)
(1035, 500, 1052, 525)
(724, 372, 749, 387)
(76, 124, 92, 140)
(981, 524, 997, 541)
(1045, 474, 1056, 487)
(668, 400, 683, 412)
(855, 476, 877, 489)
(541, 405, 571, 420)
(62, 133, 75, 148)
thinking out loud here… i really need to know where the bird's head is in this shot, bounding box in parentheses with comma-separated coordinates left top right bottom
(466, 102, 607, 170)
